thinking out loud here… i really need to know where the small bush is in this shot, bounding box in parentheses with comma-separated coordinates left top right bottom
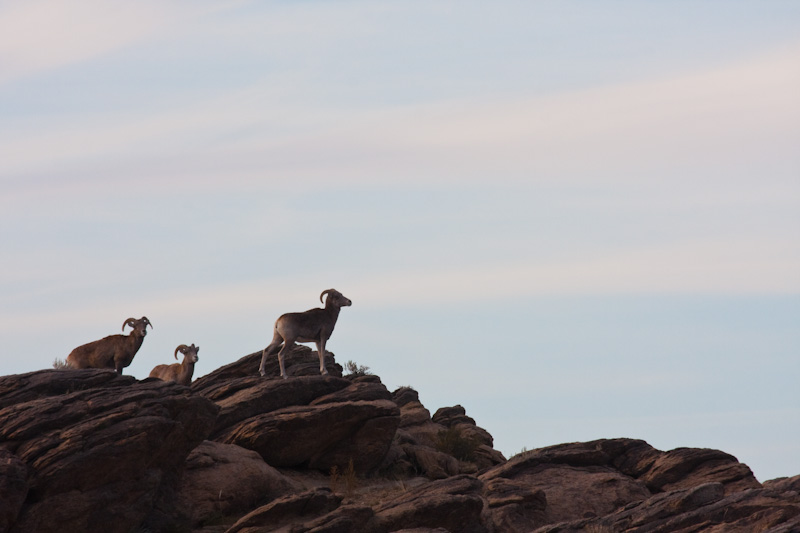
(435, 427, 481, 462)
(510, 446, 531, 459)
(329, 465, 340, 493)
(52, 358, 70, 370)
(343, 360, 371, 377)
(330, 459, 358, 499)
(343, 458, 357, 498)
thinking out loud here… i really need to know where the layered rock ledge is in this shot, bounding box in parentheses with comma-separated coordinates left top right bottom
(1, 349, 797, 532)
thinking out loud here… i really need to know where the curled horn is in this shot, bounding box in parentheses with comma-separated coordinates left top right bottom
(141, 316, 153, 330)
(122, 318, 137, 331)
(320, 289, 333, 304)
(174, 344, 189, 360)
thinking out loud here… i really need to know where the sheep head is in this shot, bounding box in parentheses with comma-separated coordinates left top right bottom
(174, 343, 199, 363)
(122, 316, 153, 337)
(320, 289, 352, 308)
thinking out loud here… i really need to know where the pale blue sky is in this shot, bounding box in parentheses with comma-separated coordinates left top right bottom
(1, 1, 799, 481)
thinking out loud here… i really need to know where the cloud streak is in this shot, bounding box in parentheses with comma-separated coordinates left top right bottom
(3, 41, 798, 195)
(0, 0, 177, 86)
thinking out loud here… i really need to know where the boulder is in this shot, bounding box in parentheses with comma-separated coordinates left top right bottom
(483, 477, 547, 533)
(200, 375, 352, 437)
(764, 474, 800, 493)
(372, 475, 487, 533)
(432, 405, 476, 428)
(191, 347, 343, 390)
(175, 441, 300, 526)
(296, 504, 375, 532)
(392, 387, 420, 407)
(311, 381, 393, 405)
(535, 481, 800, 533)
(480, 439, 771, 531)
(486, 439, 759, 495)
(401, 444, 460, 480)
(226, 488, 342, 533)
(399, 401, 433, 428)
(0, 368, 131, 408)
(216, 400, 400, 474)
(639, 446, 761, 494)
(0, 369, 219, 533)
(485, 461, 651, 528)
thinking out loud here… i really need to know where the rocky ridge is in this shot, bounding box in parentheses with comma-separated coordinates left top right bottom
(0, 346, 797, 532)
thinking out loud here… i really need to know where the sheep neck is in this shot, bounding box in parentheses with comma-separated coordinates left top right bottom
(178, 360, 195, 384)
(324, 302, 342, 324)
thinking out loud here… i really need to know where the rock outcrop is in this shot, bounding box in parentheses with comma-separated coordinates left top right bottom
(175, 440, 301, 527)
(1, 348, 798, 533)
(0, 369, 219, 533)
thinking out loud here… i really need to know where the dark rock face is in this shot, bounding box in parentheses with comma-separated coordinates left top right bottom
(387, 390, 506, 479)
(432, 405, 476, 427)
(0, 369, 219, 533)
(535, 481, 800, 533)
(226, 488, 343, 533)
(483, 477, 547, 533)
(199, 375, 353, 437)
(0, 448, 28, 532)
(216, 399, 400, 474)
(640, 446, 760, 494)
(372, 475, 487, 533)
(194, 359, 402, 475)
(478, 438, 777, 532)
(191, 346, 343, 387)
(2, 356, 798, 533)
(175, 440, 301, 527)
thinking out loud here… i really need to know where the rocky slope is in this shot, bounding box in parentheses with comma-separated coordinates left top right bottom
(1, 347, 798, 532)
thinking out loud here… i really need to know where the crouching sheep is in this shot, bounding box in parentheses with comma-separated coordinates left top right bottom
(149, 344, 199, 386)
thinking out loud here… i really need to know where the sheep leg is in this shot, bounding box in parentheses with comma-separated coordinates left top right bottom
(276, 342, 297, 379)
(316, 338, 328, 376)
(259, 335, 284, 377)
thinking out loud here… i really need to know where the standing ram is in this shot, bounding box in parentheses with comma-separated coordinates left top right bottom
(66, 316, 152, 374)
(259, 289, 352, 379)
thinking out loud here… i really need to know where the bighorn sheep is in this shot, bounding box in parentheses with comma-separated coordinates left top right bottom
(149, 344, 199, 386)
(66, 317, 152, 374)
(259, 289, 352, 379)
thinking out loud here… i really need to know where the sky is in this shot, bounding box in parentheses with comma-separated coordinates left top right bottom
(1, 1, 799, 482)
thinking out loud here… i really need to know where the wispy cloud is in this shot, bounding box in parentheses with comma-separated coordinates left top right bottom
(3, 41, 798, 193)
(0, 0, 178, 86)
(3, 234, 796, 339)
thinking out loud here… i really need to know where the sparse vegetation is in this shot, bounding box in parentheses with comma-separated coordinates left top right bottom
(52, 358, 70, 370)
(329, 465, 340, 493)
(343, 458, 357, 498)
(330, 458, 358, 499)
(510, 446, 531, 459)
(434, 426, 481, 462)
(343, 360, 371, 377)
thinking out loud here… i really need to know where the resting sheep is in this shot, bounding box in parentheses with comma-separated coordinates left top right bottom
(259, 289, 352, 379)
(66, 316, 152, 374)
(149, 344, 199, 386)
